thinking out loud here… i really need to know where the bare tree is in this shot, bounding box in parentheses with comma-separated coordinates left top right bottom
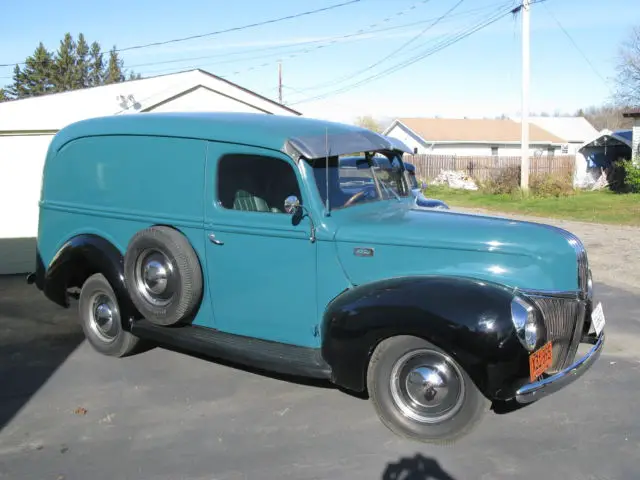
(615, 25, 640, 107)
(577, 104, 634, 131)
(355, 114, 383, 133)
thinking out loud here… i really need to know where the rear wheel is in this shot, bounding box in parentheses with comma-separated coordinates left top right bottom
(367, 335, 489, 444)
(78, 273, 141, 357)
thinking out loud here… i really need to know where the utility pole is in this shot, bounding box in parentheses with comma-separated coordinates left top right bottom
(278, 60, 283, 104)
(520, 0, 530, 191)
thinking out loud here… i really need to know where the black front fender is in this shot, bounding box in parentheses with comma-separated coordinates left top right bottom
(321, 276, 535, 400)
(38, 234, 138, 323)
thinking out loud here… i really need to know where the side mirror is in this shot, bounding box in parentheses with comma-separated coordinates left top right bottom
(284, 195, 301, 214)
(285, 195, 316, 242)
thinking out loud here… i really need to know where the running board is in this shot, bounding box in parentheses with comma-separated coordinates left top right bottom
(130, 319, 332, 380)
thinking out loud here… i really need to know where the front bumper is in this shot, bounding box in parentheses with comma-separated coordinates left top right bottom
(515, 331, 605, 404)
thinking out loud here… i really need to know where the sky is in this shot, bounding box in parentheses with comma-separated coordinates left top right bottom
(1, 0, 638, 125)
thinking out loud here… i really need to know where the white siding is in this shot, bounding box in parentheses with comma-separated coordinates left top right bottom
(384, 125, 423, 154)
(150, 86, 264, 114)
(632, 119, 640, 161)
(0, 135, 53, 239)
(0, 134, 54, 274)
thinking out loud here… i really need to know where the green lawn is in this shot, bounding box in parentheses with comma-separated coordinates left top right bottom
(426, 186, 640, 226)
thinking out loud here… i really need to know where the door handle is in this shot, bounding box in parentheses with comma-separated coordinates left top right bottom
(208, 233, 224, 245)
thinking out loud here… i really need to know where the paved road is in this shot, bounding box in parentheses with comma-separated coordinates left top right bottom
(1, 233, 639, 479)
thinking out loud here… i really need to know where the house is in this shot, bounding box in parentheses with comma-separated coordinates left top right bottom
(0, 68, 301, 275)
(382, 117, 566, 157)
(526, 116, 598, 155)
(622, 109, 640, 159)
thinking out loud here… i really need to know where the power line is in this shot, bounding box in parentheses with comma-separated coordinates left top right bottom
(131, 0, 433, 77)
(0, 0, 517, 80)
(0, 0, 364, 67)
(144, 0, 437, 78)
(294, 0, 471, 93)
(288, 4, 518, 106)
(133, 1, 515, 78)
(288, 7, 512, 104)
(542, 2, 609, 88)
(287, 0, 549, 105)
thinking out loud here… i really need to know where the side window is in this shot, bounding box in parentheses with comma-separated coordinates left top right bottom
(217, 154, 302, 214)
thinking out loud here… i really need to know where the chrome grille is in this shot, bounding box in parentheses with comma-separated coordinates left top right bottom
(528, 295, 586, 373)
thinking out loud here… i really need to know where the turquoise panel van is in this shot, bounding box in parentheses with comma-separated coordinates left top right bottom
(28, 112, 606, 443)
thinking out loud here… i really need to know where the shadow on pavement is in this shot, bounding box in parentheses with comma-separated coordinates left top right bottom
(0, 274, 85, 432)
(382, 454, 456, 480)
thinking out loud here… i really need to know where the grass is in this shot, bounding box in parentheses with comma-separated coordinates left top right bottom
(426, 186, 640, 226)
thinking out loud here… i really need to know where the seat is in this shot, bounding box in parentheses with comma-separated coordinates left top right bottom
(233, 189, 271, 212)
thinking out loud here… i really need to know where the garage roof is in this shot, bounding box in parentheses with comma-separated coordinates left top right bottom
(0, 69, 301, 132)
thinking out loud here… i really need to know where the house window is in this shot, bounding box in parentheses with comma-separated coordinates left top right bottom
(548, 147, 555, 157)
(491, 146, 498, 156)
(217, 154, 302, 213)
(561, 144, 569, 154)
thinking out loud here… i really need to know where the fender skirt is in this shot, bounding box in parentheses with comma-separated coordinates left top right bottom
(39, 234, 138, 324)
(321, 276, 533, 400)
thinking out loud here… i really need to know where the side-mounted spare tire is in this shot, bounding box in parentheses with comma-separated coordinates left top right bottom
(124, 226, 203, 326)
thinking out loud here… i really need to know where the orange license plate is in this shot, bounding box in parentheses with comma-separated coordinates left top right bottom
(529, 341, 553, 382)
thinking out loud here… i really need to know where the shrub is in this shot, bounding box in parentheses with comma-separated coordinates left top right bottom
(530, 172, 575, 197)
(480, 165, 521, 195)
(621, 158, 640, 193)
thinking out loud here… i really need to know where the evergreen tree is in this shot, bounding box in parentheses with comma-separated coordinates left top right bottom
(88, 41, 105, 87)
(6, 65, 28, 99)
(74, 33, 90, 89)
(105, 46, 125, 84)
(1, 32, 140, 98)
(53, 33, 77, 92)
(19, 43, 56, 97)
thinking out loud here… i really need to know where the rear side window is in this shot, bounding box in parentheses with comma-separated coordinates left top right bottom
(217, 154, 302, 214)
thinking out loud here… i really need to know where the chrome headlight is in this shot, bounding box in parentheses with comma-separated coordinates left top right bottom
(586, 269, 593, 301)
(510, 296, 539, 351)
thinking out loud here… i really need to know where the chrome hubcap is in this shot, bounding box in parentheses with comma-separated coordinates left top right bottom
(89, 293, 119, 342)
(390, 349, 465, 424)
(143, 259, 168, 295)
(135, 249, 175, 306)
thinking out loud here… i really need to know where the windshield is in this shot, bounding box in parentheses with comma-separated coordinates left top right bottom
(407, 170, 419, 189)
(304, 152, 410, 210)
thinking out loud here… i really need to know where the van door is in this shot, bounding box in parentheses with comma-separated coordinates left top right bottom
(203, 142, 319, 348)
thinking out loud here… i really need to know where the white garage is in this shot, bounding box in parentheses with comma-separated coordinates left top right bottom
(0, 68, 301, 275)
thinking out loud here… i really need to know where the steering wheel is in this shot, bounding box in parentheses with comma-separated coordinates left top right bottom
(343, 190, 367, 207)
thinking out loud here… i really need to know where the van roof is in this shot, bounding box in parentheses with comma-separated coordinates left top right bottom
(49, 112, 395, 160)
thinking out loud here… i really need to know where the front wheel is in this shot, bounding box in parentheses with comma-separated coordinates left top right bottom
(367, 335, 489, 444)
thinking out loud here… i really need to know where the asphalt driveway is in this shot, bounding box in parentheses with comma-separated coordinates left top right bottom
(1, 217, 639, 479)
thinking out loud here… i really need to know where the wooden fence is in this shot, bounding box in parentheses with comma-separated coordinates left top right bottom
(404, 154, 576, 183)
